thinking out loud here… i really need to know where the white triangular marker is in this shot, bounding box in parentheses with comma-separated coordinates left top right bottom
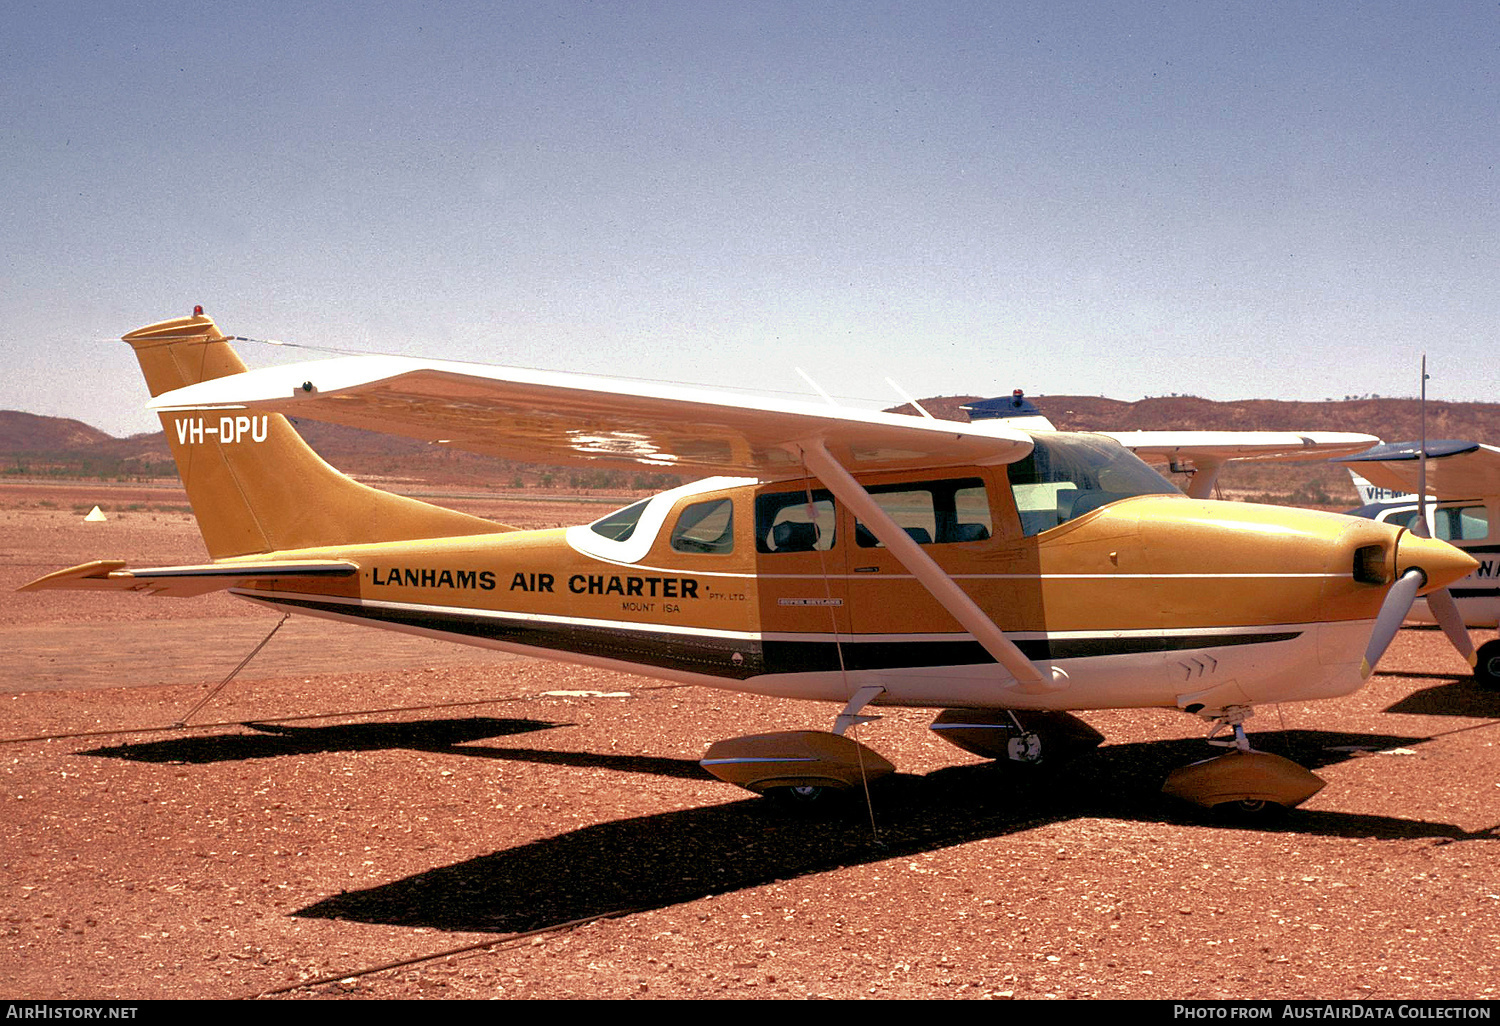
(84, 506, 107, 522)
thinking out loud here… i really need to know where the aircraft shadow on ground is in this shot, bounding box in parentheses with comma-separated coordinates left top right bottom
(79, 717, 572, 764)
(294, 728, 1497, 936)
(1382, 678, 1500, 718)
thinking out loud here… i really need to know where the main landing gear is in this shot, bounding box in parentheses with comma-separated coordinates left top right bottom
(1161, 707, 1325, 817)
(698, 686, 894, 803)
(928, 708, 1105, 764)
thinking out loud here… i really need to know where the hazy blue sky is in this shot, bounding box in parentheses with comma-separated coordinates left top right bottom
(3, 1, 1496, 437)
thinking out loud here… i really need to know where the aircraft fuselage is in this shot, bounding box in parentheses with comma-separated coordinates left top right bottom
(226, 461, 1455, 718)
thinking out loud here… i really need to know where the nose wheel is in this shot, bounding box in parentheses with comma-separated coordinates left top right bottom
(1162, 707, 1325, 814)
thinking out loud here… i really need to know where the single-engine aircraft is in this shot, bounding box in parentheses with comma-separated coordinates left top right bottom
(21, 312, 1478, 814)
(1339, 441, 1500, 686)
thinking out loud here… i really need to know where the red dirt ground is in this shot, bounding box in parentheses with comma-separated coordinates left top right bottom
(2, 489, 1498, 1001)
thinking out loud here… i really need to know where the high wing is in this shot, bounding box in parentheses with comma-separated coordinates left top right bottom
(1100, 431, 1381, 499)
(147, 356, 1035, 478)
(20, 559, 359, 597)
(1335, 441, 1500, 501)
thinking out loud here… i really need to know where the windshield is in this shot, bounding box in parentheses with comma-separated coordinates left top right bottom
(1007, 434, 1177, 536)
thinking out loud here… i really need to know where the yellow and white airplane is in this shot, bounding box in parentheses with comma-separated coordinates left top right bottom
(20, 312, 1478, 814)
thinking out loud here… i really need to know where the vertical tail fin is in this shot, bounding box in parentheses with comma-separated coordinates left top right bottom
(124, 311, 506, 558)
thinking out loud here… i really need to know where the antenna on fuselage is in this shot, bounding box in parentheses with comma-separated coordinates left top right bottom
(1407, 354, 1477, 668)
(1420, 354, 1431, 537)
(885, 377, 936, 420)
(795, 367, 838, 407)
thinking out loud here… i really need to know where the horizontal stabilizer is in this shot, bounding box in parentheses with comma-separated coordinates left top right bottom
(20, 559, 359, 598)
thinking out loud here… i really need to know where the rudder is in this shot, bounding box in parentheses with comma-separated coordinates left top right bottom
(124, 311, 507, 558)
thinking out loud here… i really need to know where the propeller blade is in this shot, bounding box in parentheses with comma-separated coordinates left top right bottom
(1361, 568, 1424, 679)
(1425, 585, 1478, 668)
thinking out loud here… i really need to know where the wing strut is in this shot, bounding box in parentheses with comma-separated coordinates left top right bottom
(1183, 458, 1225, 500)
(797, 440, 1063, 693)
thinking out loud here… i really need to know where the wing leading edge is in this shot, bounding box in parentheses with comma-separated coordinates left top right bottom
(1102, 431, 1381, 499)
(146, 356, 1036, 479)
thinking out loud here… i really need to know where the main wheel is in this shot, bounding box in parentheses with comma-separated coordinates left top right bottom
(1475, 640, 1500, 690)
(763, 782, 852, 810)
(1213, 798, 1288, 822)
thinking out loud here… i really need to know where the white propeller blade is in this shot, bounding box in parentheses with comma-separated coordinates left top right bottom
(1426, 586, 1478, 668)
(1361, 569, 1424, 679)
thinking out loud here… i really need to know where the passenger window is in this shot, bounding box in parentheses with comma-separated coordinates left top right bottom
(855, 478, 991, 546)
(670, 498, 735, 554)
(756, 490, 836, 552)
(589, 499, 651, 542)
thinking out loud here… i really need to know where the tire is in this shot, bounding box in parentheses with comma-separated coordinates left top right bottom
(1212, 798, 1289, 822)
(763, 783, 850, 810)
(1475, 639, 1500, 690)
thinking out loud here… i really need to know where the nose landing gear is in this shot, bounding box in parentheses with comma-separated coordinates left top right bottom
(1162, 708, 1325, 816)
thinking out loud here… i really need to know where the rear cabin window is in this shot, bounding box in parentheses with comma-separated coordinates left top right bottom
(855, 478, 992, 546)
(670, 498, 735, 554)
(756, 489, 836, 552)
(589, 499, 651, 542)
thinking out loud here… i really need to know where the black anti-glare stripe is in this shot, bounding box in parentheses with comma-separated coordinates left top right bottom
(255, 594, 1303, 681)
(759, 633, 1302, 673)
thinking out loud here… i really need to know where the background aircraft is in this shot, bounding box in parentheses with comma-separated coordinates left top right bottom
(21, 312, 1477, 815)
(1340, 441, 1500, 686)
(962, 390, 1379, 499)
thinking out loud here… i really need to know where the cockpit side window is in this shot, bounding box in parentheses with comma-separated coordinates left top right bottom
(1007, 435, 1177, 536)
(756, 489, 836, 552)
(670, 498, 735, 554)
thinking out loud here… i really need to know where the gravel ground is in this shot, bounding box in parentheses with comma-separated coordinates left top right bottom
(2, 499, 1498, 1001)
